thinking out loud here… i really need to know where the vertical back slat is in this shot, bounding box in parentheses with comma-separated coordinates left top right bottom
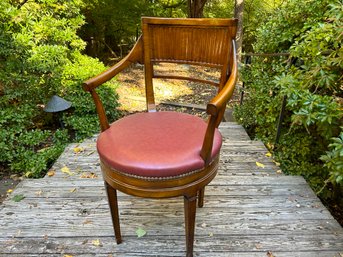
(147, 25, 233, 67)
(141, 17, 238, 110)
(142, 22, 156, 112)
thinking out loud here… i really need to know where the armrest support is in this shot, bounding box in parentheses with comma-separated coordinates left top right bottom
(82, 37, 144, 132)
(200, 40, 237, 164)
(207, 40, 237, 120)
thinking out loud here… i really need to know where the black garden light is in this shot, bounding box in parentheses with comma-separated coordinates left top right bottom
(43, 95, 71, 128)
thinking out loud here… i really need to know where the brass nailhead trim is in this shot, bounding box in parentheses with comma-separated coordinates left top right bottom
(102, 156, 219, 181)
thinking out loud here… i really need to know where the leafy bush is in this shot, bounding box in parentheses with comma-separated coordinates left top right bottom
(0, 0, 120, 177)
(61, 52, 121, 140)
(321, 132, 343, 192)
(235, 0, 343, 199)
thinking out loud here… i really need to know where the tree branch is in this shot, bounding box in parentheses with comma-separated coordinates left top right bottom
(200, 0, 208, 9)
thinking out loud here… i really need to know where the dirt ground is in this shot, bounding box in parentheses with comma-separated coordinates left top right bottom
(116, 63, 239, 116)
(0, 170, 21, 204)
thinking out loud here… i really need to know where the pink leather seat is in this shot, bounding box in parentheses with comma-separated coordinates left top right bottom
(97, 111, 222, 178)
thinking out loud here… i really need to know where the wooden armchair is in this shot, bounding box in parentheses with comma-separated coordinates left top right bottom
(83, 17, 238, 257)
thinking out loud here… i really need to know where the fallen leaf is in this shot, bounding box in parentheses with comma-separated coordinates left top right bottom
(73, 147, 84, 153)
(273, 161, 281, 166)
(266, 142, 274, 150)
(256, 162, 265, 168)
(266, 251, 275, 257)
(136, 227, 147, 238)
(255, 243, 262, 249)
(70, 188, 77, 193)
(25, 171, 33, 177)
(83, 219, 93, 225)
(265, 152, 272, 157)
(92, 239, 102, 246)
(12, 194, 25, 202)
(80, 172, 98, 179)
(61, 166, 73, 176)
(209, 232, 213, 237)
(7, 189, 13, 194)
(63, 255, 73, 257)
(47, 170, 55, 177)
(35, 190, 43, 196)
(276, 170, 282, 174)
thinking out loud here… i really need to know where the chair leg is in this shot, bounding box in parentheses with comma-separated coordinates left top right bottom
(197, 187, 205, 208)
(184, 195, 197, 257)
(104, 181, 122, 244)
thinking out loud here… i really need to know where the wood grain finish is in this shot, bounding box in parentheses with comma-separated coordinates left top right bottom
(82, 17, 238, 257)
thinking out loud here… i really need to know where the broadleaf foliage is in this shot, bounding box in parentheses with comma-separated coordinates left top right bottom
(235, 0, 343, 201)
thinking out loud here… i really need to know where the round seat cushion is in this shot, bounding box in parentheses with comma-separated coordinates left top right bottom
(97, 111, 222, 178)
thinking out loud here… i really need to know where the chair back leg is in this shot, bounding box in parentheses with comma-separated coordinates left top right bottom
(184, 195, 197, 257)
(197, 188, 205, 208)
(105, 182, 122, 244)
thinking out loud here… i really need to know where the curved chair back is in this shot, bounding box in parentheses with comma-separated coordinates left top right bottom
(141, 17, 238, 113)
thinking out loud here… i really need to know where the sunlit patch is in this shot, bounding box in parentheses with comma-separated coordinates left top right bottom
(116, 63, 219, 115)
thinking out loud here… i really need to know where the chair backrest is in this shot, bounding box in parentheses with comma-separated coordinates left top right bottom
(140, 17, 238, 112)
(83, 17, 237, 138)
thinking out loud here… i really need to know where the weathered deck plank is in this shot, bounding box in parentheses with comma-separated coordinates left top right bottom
(0, 122, 342, 256)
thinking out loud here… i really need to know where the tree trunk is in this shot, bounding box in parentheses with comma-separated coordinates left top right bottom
(187, 0, 208, 18)
(234, 0, 244, 62)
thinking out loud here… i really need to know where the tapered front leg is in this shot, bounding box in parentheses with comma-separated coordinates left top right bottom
(184, 195, 197, 257)
(104, 181, 122, 244)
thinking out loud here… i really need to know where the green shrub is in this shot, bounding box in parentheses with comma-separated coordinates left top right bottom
(321, 131, 343, 187)
(61, 52, 121, 141)
(0, 0, 120, 178)
(9, 129, 70, 178)
(235, 0, 343, 199)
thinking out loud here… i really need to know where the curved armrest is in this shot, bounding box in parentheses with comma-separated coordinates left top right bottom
(200, 40, 237, 164)
(82, 37, 143, 132)
(206, 56, 237, 118)
(83, 36, 143, 92)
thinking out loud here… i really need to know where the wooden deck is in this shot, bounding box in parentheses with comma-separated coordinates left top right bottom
(1, 122, 342, 257)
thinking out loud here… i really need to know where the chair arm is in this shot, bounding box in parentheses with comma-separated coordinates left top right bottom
(83, 36, 143, 92)
(200, 40, 237, 164)
(206, 59, 237, 118)
(82, 37, 143, 132)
